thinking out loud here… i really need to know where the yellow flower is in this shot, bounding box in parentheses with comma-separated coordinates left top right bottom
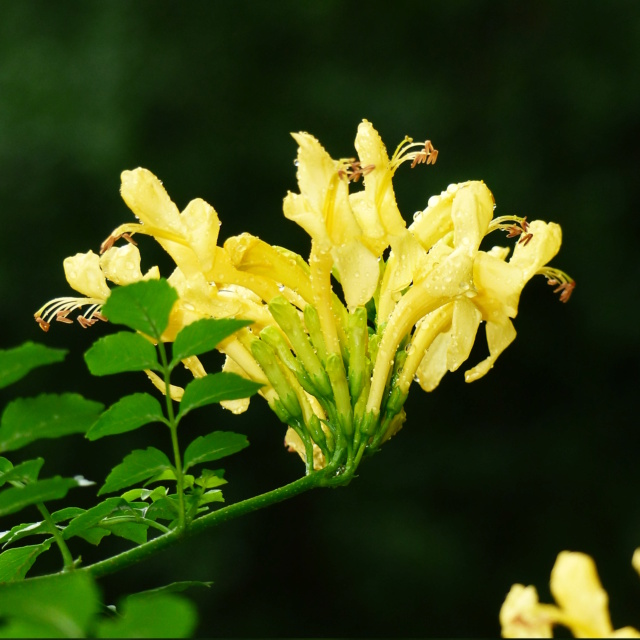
(34, 244, 158, 331)
(500, 551, 640, 638)
(283, 130, 381, 310)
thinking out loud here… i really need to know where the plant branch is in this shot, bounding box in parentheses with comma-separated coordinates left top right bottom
(36, 502, 74, 571)
(78, 467, 337, 580)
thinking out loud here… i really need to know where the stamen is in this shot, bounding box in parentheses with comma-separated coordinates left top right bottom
(390, 137, 438, 173)
(537, 267, 576, 303)
(337, 158, 376, 183)
(488, 215, 533, 242)
(34, 296, 105, 329)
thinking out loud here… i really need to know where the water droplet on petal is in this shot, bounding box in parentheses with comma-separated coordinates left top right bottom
(293, 159, 300, 167)
(447, 183, 459, 194)
(413, 211, 422, 221)
(278, 284, 285, 292)
(428, 195, 440, 208)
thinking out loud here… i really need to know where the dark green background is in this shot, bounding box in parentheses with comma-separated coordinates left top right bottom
(1, 1, 639, 636)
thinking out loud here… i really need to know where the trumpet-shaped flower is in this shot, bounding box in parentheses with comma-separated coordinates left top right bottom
(34, 245, 158, 331)
(37, 121, 572, 476)
(500, 551, 640, 638)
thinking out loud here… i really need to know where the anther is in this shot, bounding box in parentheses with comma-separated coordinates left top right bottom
(551, 280, 575, 303)
(56, 310, 73, 324)
(35, 316, 50, 332)
(410, 141, 438, 168)
(77, 316, 96, 329)
(100, 232, 137, 255)
(92, 312, 108, 322)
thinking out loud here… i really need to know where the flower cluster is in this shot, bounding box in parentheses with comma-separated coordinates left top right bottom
(500, 550, 640, 637)
(35, 120, 573, 474)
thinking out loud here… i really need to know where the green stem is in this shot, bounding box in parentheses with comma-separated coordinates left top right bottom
(77, 468, 336, 580)
(100, 516, 172, 535)
(157, 341, 187, 532)
(36, 502, 74, 571)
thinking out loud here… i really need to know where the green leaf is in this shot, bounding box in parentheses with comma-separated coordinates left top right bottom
(0, 393, 104, 453)
(0, 342, 67, 390)
(62, 498, 125, 540)
(102, 279, 178, 338)
(0, 477, 86, 518)
(0, 459, 11, 475)
(101, 520, 148, 545)
(0, 458, 44, 487)
(178, 372, 262, 420)
(0, 540, 53, 583)
(170, 318, 251, 367)
(144, 496, 179, 522)
(84, 332, 159, 376)
(183, 431, 249, 472)
(195, 468, 227, 489)
(0, 571, 99, 636)
(198, 489, 224, 506)
(50, 507, 85, 523)
(135, 581, 212, 596)
(99, 448, 173, 496)
(95, 592, 197, 639)
(0, 521, 50, 547)
(86, 393, 165, 441)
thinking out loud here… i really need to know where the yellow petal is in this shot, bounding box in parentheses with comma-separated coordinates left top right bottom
(63, 251, 110, 299)
(283, 191, 330, 244)
(447, 298, 482, 372)
(291, 132, 337, 216)
(409, 188, 456, 252)
(416, 331, 449, 392)
(550, 551, 613, 638)
(219, 356, 253, 414)
(632, 548, 640, 577)
(464, 317, 517, 382)
(180, 197, 221, 273)
(120, 168, 199, 276)
(349, 190, 388, 256)
(472, 252, 523, 320)
(354, 119, 406, 236)
(499, 584, 553, 638)
(120, 168, 182, 232)
(610, 628, 640, 638)
(99, 244, 144, 285)
(451, 181, 494, 253)
(332, 240, 379, 309)
(509, 220, 562, 282)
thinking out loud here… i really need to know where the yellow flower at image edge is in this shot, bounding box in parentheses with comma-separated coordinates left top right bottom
(500, 551, 640, 638)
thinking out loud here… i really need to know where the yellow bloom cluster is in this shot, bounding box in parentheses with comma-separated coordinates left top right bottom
(500, 550, 640, 638)
(35, 120, 573, 473)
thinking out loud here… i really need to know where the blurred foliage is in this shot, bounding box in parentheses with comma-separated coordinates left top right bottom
(0, 1, 639, 636)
